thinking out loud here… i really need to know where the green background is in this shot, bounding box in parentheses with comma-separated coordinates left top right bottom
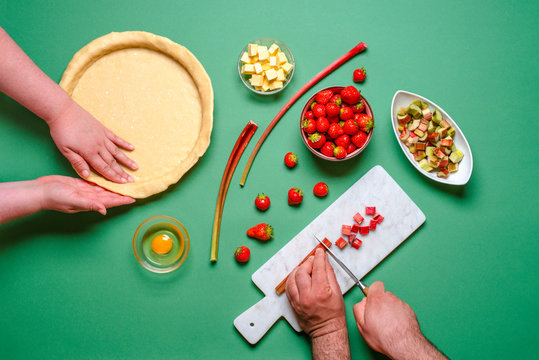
(1, 0, 537, 359)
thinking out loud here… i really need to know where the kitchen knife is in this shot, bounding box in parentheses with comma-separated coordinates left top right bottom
(313, 234, 369, 296)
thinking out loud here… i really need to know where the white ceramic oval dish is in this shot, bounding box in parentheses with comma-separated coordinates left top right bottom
(391, 90, 473, 185)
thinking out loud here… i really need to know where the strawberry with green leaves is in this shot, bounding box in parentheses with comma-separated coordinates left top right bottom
(352, 99, 365, 113)
(307, 132, 326, 149)
(313, 182, 329, 197)
(328, 123, 344, 139)
(325, 102, 340, 118)
(288, 187, 303, 205)
(302, 118, 316, 134)
(339, 106, 354, 120)
(353, 67, 366, 82)
(351, 131, 368, 148)
(341, 86, 361, 105)
(343, 119, 359, 136)
(320, 141, 335, 157)
(284, 152, 297, 168)
(334, 146, 347, 159)
(254, 194, 270, 211)
(315, 89, 334, 105)
(247, 223, 273, 240)
(355, 113, 373, 132)
(234, 246, 250, 263)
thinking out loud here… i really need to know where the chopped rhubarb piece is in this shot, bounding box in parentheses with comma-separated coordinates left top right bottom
(351, 224, 360, 233)
(359, 226, 369, 235)
(348, 234, 356, 244)
(375, 215, 384, 224)
(335, 237, 347, 249)
(415, 142, 426, 151)
(342, 225, 352, 236)
(353, 212, 364, 224)
(351, 238, 362, 249)
(365, 207, 376, 215)
(369, 220, 377, 230)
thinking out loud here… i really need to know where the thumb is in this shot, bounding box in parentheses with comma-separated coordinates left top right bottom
(64, 151, 90, 178)
(353, 298, 367, 332)
(368, 281, 386, 297)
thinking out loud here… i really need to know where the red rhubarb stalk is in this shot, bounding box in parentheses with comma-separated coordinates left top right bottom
(211, 121, 258, 262)
(239, 42, 367, 186)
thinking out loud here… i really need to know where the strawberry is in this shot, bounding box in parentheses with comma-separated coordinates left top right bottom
(353, 67, 366, 82)
(325, 102, 341, 118)
(284, 152, 297, 168)
(320, 141, 335, 157)
(302, 119, 316, 134)
(334, 146, 347, 159)
(234, 246, 250, 263)
(327, 116, 340, 124)
(341, 86, 361, 105)
(330, 94, 342, 106)
(255, 193, 271, 211)
(315, 89, 333, 105)
(328, 123, 344, 139)
(313, 182, 329, 197)
(343, 119, 359, 136)
(307, 132, 326, 149)
(355, 113, 373, 132)
(352, 100, 365, 113)
(305, 110, 315, 120)
(312, 103, 326, 118)
(351, 131, 368, 148)
(316, 117, 330, 133)
(335, 134, 351, 148)
(339, 106, 354, 120)
(247, 223, 273, 240)
(346, 143, 357, 154)
(288, 187, 303, 205)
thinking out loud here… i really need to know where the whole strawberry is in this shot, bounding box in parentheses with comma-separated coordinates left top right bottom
(302, 119, 316, 134)
(316, 117, 330, 133)
(247, 223, 274, 240)
(335, 134, 351, 149)
(320, 141, 335, 157)
(351, 131, 368, 148)
(356, 113, 374, 132)
(307, 132, 326, 149)
(254, 193, 270, 211)
(353, 67, 366, 82)
(334, 146, 347, 159)
(234, 246, 250, 263)
(343, 119, 359, 135)
(341, 86, 361, 105)
(330, 94, 342, 106)
(339, 106, 354, 120)
(284, 152, 297, 168)
(288, 187, 303, 205)
(313, 182, 329, 197)
(305, 110, 315, 120)
(352, 100, 365, 113)
(346, 143, 357, 154)
(312, 103, 326, 118)
(328, 123, 344, 139)
(325, 102, 341, 118)
(315, 89, 333, 105)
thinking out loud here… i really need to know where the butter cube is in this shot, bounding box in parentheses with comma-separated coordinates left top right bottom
(254, 62, 263, 74)
(261, 63, 272, 71)
(248, 44, 258, 57)
(249, 74, 264, 87)
(255, 86, 263, 91)
(257, 46, 269, 61)
(277, 51, 288, 64)
(262, 77, 270, 91)
(276, 69, 286, 81)
(240, 52, 251, 64)
(265, 68, 278, 81)
(241, 64, 255, 74)
(269, 80, 283, 90)
(269, 56, 278, 67)
(281, 62, 294, 74)
(268, 43, 280, 55)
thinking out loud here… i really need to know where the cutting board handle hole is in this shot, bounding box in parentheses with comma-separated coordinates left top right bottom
(250, 323, 254, 327)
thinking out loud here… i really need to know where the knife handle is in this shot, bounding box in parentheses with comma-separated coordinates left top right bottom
(361, 286, 369, 296)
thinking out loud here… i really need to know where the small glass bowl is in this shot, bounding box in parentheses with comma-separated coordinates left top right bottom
(133, 215, 190, 273)
(237, 38, 295, 95)
(300, 86, 375, 161)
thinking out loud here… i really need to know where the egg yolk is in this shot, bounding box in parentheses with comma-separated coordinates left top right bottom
(151, 234, 173, 254)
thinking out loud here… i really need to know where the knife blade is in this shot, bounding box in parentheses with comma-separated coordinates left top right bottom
(313, 234, 369, 296)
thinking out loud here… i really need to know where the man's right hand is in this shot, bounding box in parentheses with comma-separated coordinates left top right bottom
(353, 281, 447, 360)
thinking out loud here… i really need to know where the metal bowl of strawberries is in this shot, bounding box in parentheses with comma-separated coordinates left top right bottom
(300, 86, 374, 161)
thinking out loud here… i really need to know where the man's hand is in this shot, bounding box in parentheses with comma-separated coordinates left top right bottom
(353, 281, 447, 360)
(286, 248, 350, 360)
(48, 101, 138, 183)
(37, 175, 135, 215)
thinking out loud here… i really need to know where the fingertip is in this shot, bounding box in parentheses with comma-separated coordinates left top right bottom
(81, 169, 90, 178)
(99, 208, 107, 215)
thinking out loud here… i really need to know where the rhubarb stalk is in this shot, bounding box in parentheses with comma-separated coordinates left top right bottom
(211, 121, 257, 262)
(274, 237, 332, 295)
(240, 42, 367, 186)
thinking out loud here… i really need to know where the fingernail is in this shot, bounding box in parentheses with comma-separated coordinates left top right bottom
(131, 162, 138, 170)
(82, 170, 89, 178)
(121, 177, 128, 183)
(127, 175, 134, 182)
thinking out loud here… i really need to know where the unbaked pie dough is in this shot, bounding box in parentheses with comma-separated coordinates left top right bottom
(60, 31, 213, 198)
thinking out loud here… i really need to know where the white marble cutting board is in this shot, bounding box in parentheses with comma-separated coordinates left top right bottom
(234, 165, 426, 344)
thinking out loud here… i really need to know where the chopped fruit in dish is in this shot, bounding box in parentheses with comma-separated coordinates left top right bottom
(234, 246, 251, 263)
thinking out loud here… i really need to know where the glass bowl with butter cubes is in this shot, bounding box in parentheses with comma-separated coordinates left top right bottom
(238, 38, 295, 95)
